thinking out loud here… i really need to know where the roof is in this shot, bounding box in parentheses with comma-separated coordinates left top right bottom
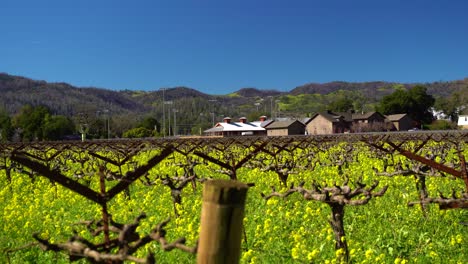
(386, 114, 408, 121)
(311, 111, 347, 123)
(302, 117, 312, 124)
(203, 126, 224, 133)
(352, 111, 382, 120)
(308, 111, 390, 124)
(204, 121, 266, 133)
(265, 120, 305, 129)
(260, 120, 274, 127)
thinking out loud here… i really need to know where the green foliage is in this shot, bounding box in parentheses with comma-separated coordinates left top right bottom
(434, 97, 455, 121)
(246, 111, 268, 123)
(42, 115, 75, 140)
(377, 86, 435, 124)
(226, 92, 241, 98)
(12, 105, 50, 141)
(138, 116, 160, 131)
(426, 120, 458, 130)
(279, 94, 327, 115)
(278, 90, 373, 116)
(122, 116, 161, 138)
(1, 73, 467, 136)
(11, 105, 75, 141)
(1, 141, 467, 263)
(190, 124, 207, 136)
(122, 127, 155, 138)
(329, 97, 354, 112)
(0, 109, 13, 142)
(434, 88, 468, 121)
(377, 88, 409, 114)
(408, 86, 436, 123)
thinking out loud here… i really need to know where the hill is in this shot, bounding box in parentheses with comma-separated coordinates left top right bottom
(0, 73, 147, 116)
(0, 72, 466, 136)
(233, 88, 284, 98)
(290, 80, 468, 98)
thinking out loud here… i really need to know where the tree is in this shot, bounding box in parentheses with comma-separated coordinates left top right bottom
(329, 97, 354, 113)
(246, 111, 268, 123)
(138, 116, 160, 132)
(427, 120, 457, 130)
(408, 86, 436, 124)
(377, 86, 435, 124)
(351, 92, 369, 113)
(377, 88, 409, 114)
(0, 109, 13, 142)
(11, 105, 75, 141)
(434, 90, 467, 122)
(434, 97, 455, 121)
(122, 116, 161, 138)
(107, 113, 139, 138)
(42, 115, 75, 140)
(13, 105, 50, 141)
(122, 127, 154, 138)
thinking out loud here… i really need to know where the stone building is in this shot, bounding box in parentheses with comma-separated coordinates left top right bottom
(265, 120, 306, 136)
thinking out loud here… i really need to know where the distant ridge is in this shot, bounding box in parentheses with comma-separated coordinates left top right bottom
(0, 73, 147, 115)
(0, 72, 466, 119)
(290, 81, 394, 95)
(234, 88, 283, 97)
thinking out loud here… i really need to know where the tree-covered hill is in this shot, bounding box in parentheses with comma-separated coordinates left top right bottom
(0, 73, 147, 116)
(290, 79, 468, 98)
(0, 72, 466, 138)
(232, 88, 284, 98)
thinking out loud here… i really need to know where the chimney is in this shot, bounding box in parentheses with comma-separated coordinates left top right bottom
(223, 117, 232, 123)
(259, 115, 267, 122)
(239, 117, 247, 123)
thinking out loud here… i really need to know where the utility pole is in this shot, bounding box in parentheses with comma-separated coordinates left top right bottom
(255, 102, 260, 112)
(161, 88, 166, 137)
(166, 101, 173, 136)
(275, 100, 280, 119)
(104, 109, 110, 139)
(268, 96, 273, 119)
(208, 99, 217, 126)
(173, 109, 178, 136)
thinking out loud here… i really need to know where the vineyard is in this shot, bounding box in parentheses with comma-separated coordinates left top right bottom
(0, 132, 467, 263)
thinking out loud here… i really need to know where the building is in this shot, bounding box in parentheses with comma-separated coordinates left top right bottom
(458, 115, 468, 129)
(351, 112, 386, 124)
(265, 120, 306, 136)
(304, 111, 410, 134)
(203, 116, 271, 137)
(386, 114, 415, 131)
(350, 112, 388, 132)
(304, 111, 350, 135)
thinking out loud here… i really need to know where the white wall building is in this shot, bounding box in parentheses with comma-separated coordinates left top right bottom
(204, 116, 272, 137)
(458, 115, 468, 129)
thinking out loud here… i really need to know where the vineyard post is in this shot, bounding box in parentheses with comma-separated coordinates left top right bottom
(197, 180, 249, 264)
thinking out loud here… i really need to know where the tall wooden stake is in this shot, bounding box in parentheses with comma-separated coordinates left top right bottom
(197, 180, 248, 264)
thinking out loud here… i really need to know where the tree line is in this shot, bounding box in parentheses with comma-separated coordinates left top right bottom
(0, 105, 74, 142)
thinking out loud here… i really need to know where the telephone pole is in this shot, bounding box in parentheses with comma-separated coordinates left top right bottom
(161, 88, 166, 137)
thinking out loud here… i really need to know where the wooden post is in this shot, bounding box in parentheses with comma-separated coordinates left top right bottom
(197, 180, 249, 264)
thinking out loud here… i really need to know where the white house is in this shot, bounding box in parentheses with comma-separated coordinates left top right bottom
(458, 115, 468, 129)
(204, 116, 272, 137)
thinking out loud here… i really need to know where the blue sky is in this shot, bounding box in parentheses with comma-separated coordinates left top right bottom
(1, 0, 467, 94)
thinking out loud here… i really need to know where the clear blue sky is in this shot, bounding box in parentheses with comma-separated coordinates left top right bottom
(1, 0, 467, 94)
